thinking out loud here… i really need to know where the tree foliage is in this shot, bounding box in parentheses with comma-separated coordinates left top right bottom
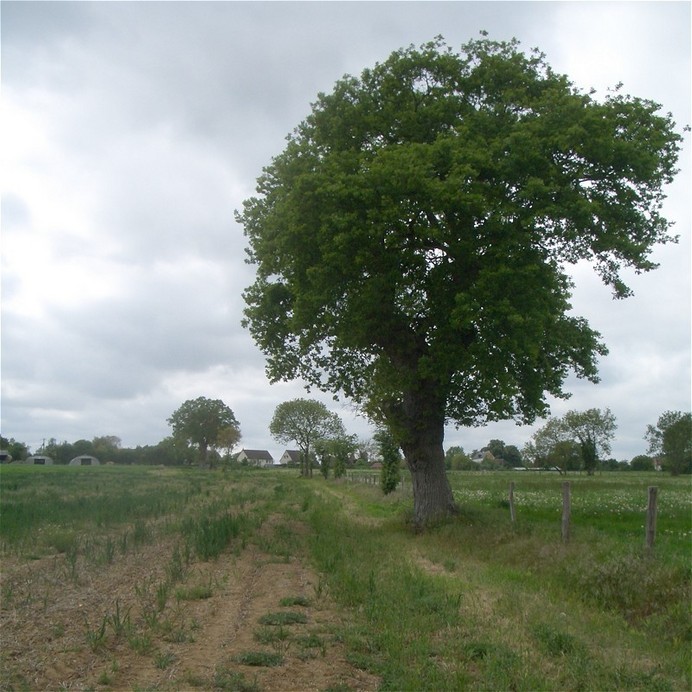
(484, 439, 522, 467)
(238, 36, 682, 524)
(269, 398, 346, 477)
(562, 408, 617, 475)
(525, 408, 616, 474)
(167, 397, 240, 467)
(445, 445, 474, 470)
(315, 434, 358, 479)
(0, 437, 29, 462)
(217, 426, 242, 460)
(630, 454, 655, 472)
(375, 428, 402, 495)
(646, 411, 692, 475)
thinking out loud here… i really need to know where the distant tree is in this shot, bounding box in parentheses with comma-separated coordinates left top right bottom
(72, 439, 95, 457)
(164, 436, 197, 466)
(524, 418, 569, 471)
(167, 397, 240, 468)
(0, 437, 29, 461)
(661, 415, 692, 475)
(503, 445, 522, 467)
(562, 408, 617, 475)
(315, 434, 358, 479)
(217, 425, 242, 460)
(549, 440, 585, 472)
(270, 398, 346, 477)
(43, 439, 77, 464)
(600, 458, 621, 471)
(314, 440, 333, 479)
(526, 408, 616, 474)
(445, 445, 473, 470)
(479, 455, 504, 471)
(486, 439, 506, 460)
(630, 454, 655, 472)
(646, 411, 692, 475)
(239, 36, 682, 525)
(92, 435, 121, 462)
(375, 428, 402, 495)
(445, 445, 464, 462)
(484, 439, 522, 467)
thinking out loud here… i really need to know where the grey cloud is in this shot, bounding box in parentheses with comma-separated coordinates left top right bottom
(1, 193, 31, 230)
(1, 2, 689, 460)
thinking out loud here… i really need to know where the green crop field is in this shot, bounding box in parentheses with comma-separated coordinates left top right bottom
(1, 464, 690, 691)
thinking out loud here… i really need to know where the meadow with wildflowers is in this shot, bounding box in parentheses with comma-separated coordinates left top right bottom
(449, 471, 690, 562)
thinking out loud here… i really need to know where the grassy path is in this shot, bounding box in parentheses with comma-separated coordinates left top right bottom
(308, 478, 690, 691)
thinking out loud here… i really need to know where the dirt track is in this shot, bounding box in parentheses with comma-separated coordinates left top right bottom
(0, 517, 379, 691)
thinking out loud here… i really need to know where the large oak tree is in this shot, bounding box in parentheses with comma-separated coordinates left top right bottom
(237, 37, 682, 525)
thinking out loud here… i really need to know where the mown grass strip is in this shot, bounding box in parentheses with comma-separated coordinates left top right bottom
(305, 480, 690, 691)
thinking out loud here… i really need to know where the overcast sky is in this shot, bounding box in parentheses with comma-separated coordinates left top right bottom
(2, 1, 690, 462)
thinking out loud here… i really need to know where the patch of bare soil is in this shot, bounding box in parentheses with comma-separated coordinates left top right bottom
(0, 520, 379, 691)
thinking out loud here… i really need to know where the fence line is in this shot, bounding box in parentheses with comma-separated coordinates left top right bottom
(646, 485, 658, 551)
(344, 472, 660, 550)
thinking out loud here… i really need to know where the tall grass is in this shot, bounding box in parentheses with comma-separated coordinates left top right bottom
(181, 511, 258, 560)
(306, 475, 690, 690)
(0, 466, 193, 550)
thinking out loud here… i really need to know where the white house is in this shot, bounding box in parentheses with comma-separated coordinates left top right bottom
(279, 450, 301, 466)
(237, 449, 274, 467)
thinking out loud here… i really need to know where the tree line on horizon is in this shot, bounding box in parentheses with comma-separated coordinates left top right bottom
(2, 395, 689, 476)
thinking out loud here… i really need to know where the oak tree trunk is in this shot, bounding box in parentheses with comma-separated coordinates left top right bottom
(397, 385, 458, 527)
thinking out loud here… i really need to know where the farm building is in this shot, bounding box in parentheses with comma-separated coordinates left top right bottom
(0, 450, 12, 463)
(24, 455, 54, 465)
(236, 449, 274, 467)
(69, 455, 100, 466)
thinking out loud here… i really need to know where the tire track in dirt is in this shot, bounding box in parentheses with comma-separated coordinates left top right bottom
(1, 502, 379, 692)
(84, 520, 378, 691)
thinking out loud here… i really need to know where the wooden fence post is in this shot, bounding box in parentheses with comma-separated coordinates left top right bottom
(561, 481, 571, 543)
(645, 486, 658, 552)
(509, 481, 516, 523)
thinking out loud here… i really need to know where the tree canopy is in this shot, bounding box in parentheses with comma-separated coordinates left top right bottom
(525, 408, 616, 474)
(646, 411, 692, 475)
(238, 36, 682, 524)
(269, 398, 346, 477)
(167, 397, 240, 467)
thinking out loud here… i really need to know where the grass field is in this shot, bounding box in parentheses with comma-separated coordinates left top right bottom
(1, 465, 690, 691)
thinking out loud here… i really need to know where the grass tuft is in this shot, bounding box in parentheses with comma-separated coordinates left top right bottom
(258, 611, 307, 626)
(235, 651, 284, 667)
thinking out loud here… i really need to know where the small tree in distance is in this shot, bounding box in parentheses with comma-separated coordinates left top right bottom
(630, 455, 655, 472)
(315, 434, 358, 479)
(646, 411, 692, 475)
(562, 408, 617, 475)
(217, 425, 242, 462)
(525, 408, 616, 474)
(270, 398, 347, 477)
(375, 428, 402, 495)
(167, 397, 240, 468)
